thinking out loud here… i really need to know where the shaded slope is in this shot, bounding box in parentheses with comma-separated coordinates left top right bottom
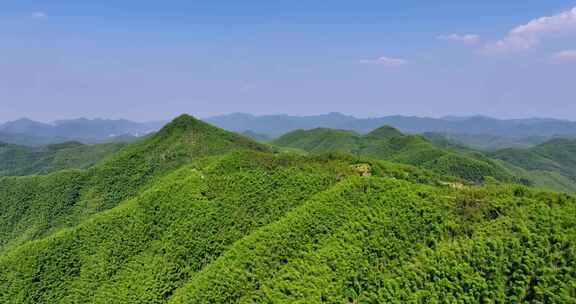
(491, 138, 576, 192)
(0, 114, 270, 251)
(493, 138, 576, 177)
(241, 130, 272, 142)
(0, 141, 127, 177)
(423, 132, 549, 151)
(274, 126, 514, 183)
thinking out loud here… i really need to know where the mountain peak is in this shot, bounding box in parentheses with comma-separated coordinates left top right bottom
(144, 114, 270, 157)
(156, 114, 210, 135)
(366, 125, 403, 139)
(171, 114, 202, 126)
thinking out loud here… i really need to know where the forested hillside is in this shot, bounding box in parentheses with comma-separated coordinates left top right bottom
(0, 141, 127, 176)
(493, 138, 576, 177)
(0, 115, 269, 252)
(488, 138, 576, 192)
(273, 126, 515, 184)
(423, 132, 549, 151)
(0, 115, 575, 303)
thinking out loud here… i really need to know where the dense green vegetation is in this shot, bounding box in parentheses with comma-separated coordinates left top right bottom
(1, 115, 576, 303)
(423, 132, 549, 151)
(0, 141, 127, 176)
(491, 138, 576, 192)
(493, 138, 576, 177)
(171, 180, 576, 303)
(0, 115, 269, 251)
(274, 126, 516, 184)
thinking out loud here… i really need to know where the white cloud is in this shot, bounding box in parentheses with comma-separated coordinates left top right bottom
(550, 50, 576, 63)
(437, 34, 480, 44)
(484, 6, 576, 53)
(31, 11, 47, 19)
(360, 56, 407, 67)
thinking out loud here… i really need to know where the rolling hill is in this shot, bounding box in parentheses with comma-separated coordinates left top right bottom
(273, 126, 516, 184)
(0, 115, 575, 303)
(0, 141, 127, 177)
(0, 115, 270, 252)
(488, 138, 576, 191)
(492, 138, 576, 177)
(423, 132, 550, 151)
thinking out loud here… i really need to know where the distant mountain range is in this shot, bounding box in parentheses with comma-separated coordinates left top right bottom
(205, 112, 576, 139)
(0, 118, 166, 146)
(4, 113, 576, 149)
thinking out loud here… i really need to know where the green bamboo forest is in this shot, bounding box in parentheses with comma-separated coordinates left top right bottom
(1, 115, 575, 303)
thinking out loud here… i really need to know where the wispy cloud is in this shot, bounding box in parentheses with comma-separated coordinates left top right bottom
(360, 56, 408, 67)
(31, 11, 47, 19)
(437, 34, 480, 45)
(550, 50, 576, 63)
(484, 6, 576, 54)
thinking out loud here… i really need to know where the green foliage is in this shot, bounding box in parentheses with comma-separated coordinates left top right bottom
(274, 126, 515, 183)
(492, 138, 576, 192)
(1, 116, 576, 303)
(169, 181, 576, 304)
(0, 114, 270, 251)
(423, 132, 548, 151)
(0, 141, 126, 177)
(0, 150, 445, 303)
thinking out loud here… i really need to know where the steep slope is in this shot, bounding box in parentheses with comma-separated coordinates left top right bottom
(0, 151, 446, 303)
(0, 114, 269, 252)
(1, 116, 576, 303)
(170, 181, 576, 303)
(274, 126, 515, 184)
(1, 151, 574, 303)
(0, 141, 127, 177)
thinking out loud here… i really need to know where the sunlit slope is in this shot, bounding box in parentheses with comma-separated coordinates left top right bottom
(0, 151, 444, 303)
(274, 126, 515, 183)
(1, 151, 573, 303)
(170, 180, 576, 303)
(0, 141, 126, 177)
(0, 116, 575, 303)
(0, 115, 270, 251)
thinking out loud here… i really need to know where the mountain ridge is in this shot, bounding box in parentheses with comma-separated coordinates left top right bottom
(0, 114, 270, 251)
(206, 112, 576, 139)
(273, 126, 516, 184)
(4, 113, 576, 147)
(0, 114, 576, 302)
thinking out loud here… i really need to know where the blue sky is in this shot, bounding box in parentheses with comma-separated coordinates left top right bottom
(1, 1, 576, 121)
